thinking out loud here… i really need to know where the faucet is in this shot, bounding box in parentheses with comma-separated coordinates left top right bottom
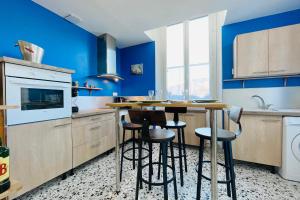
(251, 95, 272, 110)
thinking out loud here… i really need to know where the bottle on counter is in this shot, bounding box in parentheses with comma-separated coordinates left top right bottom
(0, 138, 10, 193)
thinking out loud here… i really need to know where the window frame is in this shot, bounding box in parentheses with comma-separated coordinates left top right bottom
(165, 17, 210, 100)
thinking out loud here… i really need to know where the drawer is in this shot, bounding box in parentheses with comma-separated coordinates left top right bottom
(73, 139, 105, 167)
(5, 63, 71, 82)
(73, 131, 115, 168)
(72, 118, 115, 147)
(72, 113, 115, 127)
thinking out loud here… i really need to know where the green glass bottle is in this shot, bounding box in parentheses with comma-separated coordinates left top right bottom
(0, 138, 10, 193)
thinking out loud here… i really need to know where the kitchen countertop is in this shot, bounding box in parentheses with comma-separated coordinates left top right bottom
(72, 108, 116, 119)
(0, 56, 75, 74)
(243, 108, 300, 116)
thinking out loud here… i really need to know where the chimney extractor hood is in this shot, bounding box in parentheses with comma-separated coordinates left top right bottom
(96, 34, 123, 81)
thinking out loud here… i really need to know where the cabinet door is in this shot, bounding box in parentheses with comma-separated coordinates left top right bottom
(230, 115, 282, 167)
(72, 115, 116, 168)
(7, 118, 72, 198)
(182, 112, 207, 146)
(234, 30, 269, 78)
(269, 24, 300, 75)
(166, 111, 207, 146)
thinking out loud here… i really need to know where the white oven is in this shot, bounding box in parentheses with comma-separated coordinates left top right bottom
(5, 63, 72, 125)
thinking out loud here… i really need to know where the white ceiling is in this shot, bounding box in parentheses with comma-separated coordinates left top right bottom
(33, 0, 300, 48)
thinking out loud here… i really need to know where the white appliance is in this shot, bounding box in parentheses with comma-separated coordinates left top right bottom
(279, 117, 300, 182)
(5, 63, 72, 125)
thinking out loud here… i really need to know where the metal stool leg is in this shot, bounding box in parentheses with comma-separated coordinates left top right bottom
(157, 144, 162, 180)
(120, 129, 126, 181)
(181, 128, 188, 172)
(132, 130, 136, 170)
(177, 128, 184, 186)
(135, 138, 143, 200)
(148, 143, 153, 191)
(196, 138, 205, 200)
(224, 142, 232, 197)
(170, 141, 178, 199)
(162, 142, 169, 200)
(228, 142, 237, 200)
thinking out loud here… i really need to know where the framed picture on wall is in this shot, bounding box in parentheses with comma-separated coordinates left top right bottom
(131, 63, 143, 75)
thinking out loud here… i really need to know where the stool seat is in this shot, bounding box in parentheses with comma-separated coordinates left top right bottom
(195, 128, 236, 141)
(144, 129, 175, 143)
(123, 122, 142, 130)
(166, 120, 186, 128)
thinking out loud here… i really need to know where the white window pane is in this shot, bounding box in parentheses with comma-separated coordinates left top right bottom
(189, 64, 210, 99)
(189, 17, 209, 65)
(167, 67, 184, 100)
(167, 23, 184, 67)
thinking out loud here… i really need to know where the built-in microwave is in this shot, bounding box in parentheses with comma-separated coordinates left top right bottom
(5, 63, 72, 125)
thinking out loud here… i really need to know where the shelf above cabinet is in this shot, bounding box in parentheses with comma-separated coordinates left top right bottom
(72, 86, 103, 96)
(224, 74, 300, 88)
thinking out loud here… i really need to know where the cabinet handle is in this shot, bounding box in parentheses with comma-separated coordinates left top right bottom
(262, 119, 281, 122)
(54, 123, 71, 128)
(90, 126, 102, 131)
(91, 117, 102, 121)
(90, 142, 101, 148)
(253, 71, 268, 74)
(269, 69, 287, 73)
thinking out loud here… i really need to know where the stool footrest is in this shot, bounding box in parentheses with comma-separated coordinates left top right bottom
(123, 147, 149, 161)
(141, 162, 175, 186)
(196, 160, 231, 184)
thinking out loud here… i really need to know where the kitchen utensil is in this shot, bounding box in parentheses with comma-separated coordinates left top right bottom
(15, 40, 44, 64)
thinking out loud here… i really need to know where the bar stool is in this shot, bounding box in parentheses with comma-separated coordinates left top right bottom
(195, 106, 243, 200)
(158, 107, 187, 186)
(120, 115, 149, 181)
(129, 110, 178, 200)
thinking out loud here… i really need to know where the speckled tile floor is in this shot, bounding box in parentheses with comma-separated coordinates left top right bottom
(17, 144, 300, 200)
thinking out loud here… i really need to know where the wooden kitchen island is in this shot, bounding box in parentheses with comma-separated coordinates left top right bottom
(106, 101, 227, 200)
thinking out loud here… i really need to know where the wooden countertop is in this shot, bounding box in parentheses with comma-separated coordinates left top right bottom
(106, 102, 227, 110)
(243, 108, 300, 116)
(0, 57, 75, 74)
(0, 180, 22, 199)
(0, 105, 19, 110)
(72, 108, 116, 119)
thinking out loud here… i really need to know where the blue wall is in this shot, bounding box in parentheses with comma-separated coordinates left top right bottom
(120, 42, 155, 96)
(222, 9, 300, 89)
(0, 0, 120, 96)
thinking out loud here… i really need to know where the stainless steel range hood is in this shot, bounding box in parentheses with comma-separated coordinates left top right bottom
(97, 34, 123, 81)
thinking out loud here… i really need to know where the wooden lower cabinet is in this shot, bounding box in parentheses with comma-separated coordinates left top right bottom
(7, 118, 72, 198)
(166, 111, 207, 146)
(72, 113, 116, 168)
(229, 115, 282, 167)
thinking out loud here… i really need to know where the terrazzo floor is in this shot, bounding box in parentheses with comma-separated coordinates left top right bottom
(17, 144, 300, 200)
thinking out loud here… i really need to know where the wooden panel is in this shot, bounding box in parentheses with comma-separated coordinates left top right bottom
(166, 111, 207, 146)
(230, 115, 282, 167)
(269, 24, 300, 75)
(234, 30, 269, 78)
(7, 118, 72, 198)
(72, 115, 116, 168)
(72, 113, 115, 127)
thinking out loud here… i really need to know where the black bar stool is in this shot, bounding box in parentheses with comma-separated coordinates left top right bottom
(195, 106, 243, 200)
(120, 115, 149, 181)
(129, 110, 178, 200)
(158, 107, 187, 186)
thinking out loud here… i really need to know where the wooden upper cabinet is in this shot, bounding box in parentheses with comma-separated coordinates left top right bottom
(269, 24, 300, 75)
(234, 30, 269, 78)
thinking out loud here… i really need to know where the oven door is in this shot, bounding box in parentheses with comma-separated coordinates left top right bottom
(6, 76, 71, 125)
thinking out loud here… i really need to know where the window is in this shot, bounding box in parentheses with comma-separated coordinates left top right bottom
(166, 16, 209, 100)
